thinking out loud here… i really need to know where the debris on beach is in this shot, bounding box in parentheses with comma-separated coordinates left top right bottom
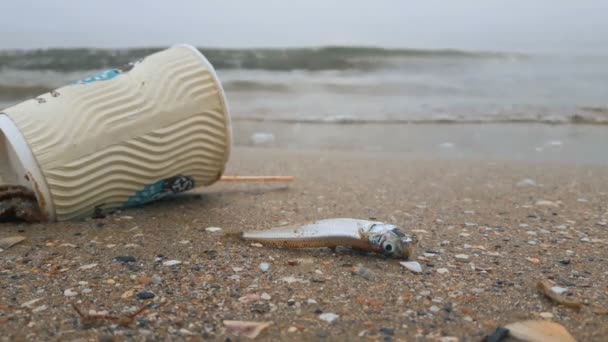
(223, 320, 272, 339)
(400, 261, 423, 273)
(237, 218, 417, 260)
(162, 260, 182, 266)
(0, 235, 26, 250)
(318, 313, 339, 323)
(484, 320, 576, 342)
(259, 262, 270, 272)
(250, 132, 275, 145)
(72, 303, 150, 328)
(536, 280, 582, 310)
(0, 185, 42, 223)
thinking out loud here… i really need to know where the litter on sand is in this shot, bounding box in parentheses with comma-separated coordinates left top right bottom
(236, 218, 417, 260)
(223, 320, 272, 339)
(537, 280, 583, 310)
(484, 320, 576, 342)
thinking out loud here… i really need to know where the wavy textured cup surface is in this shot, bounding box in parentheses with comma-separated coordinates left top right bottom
(1, 45, 231, 221)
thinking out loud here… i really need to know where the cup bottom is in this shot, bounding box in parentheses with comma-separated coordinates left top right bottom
(0, 114, 55, 221)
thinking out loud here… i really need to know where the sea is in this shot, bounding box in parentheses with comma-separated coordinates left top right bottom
(1, 47, 607, 163)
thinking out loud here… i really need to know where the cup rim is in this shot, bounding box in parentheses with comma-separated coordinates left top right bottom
(0, 113, 56, 221)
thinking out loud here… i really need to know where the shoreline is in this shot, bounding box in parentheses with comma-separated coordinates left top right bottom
(233, 122, 608, 165)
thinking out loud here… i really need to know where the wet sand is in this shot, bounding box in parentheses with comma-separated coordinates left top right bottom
(1, 147, 608, 341)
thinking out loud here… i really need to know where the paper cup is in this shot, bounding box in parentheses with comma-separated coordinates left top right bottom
(0, 44, 231, 221)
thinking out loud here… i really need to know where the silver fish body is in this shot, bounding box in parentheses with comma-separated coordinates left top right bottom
(240, 218, 416, 259)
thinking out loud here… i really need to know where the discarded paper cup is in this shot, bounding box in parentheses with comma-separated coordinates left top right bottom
(0, 44, 231, 221)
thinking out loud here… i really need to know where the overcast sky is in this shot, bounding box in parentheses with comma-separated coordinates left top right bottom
(1, 1, 607, 53)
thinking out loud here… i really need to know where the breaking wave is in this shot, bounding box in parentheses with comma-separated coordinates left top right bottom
(1, 46, 607, 126)
(0, 46, 518, 72)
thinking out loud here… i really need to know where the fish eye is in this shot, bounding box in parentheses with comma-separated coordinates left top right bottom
(384, 243, 393, 252)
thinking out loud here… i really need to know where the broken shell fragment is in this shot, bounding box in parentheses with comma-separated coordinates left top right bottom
(537, 280, 582, 310)
(223, 320, 272, 339)
(504, 320, 576, 342)
(0, 235, 26, 249)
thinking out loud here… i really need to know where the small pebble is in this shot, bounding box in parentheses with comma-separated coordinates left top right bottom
(454, 254, 470, 263)
(239, 293, 260, 304)
(379, 328, 394, 336)
(251, 303, 270, 313)
(63, 289, 78, 297)
(259, 263, 270, 272)
(121, 290, 134, 299)
(288, 326, 298, 333)
(526, 257, 541, 264)
(205, 227, 223, 232)
(429, 305, 440, 313)
(152, 275, 163, 284)
(78, 263, 98, 270)
(539, 312, 554, 319)
(136, 292, 155, 300)
(307, 298, 318, 304)
(261, 293, 271, 300)
(437, 268, 449, 275)
(163, 260, 182, 266)
(32, 305, 47, 313)
(528, 240, 538, 245)
(115, 255, 136, 263)
(318, 313, 339, 323)
(82, 288, 92, 294)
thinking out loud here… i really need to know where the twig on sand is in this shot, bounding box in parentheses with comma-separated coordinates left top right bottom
(72, 303, 151, 327)
(220, 175, 295, 182)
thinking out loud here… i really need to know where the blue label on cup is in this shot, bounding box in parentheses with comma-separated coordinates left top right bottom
(75, 69, 122, 85)
(122, 175, 196, 209)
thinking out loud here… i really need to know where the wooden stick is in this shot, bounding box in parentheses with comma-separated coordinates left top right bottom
(220, 175, 295, 182)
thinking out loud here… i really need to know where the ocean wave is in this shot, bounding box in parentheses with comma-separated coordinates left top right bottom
(231, 112, 608, 125)
(223, 80, 291, 92)
(0, 46, 518, 72)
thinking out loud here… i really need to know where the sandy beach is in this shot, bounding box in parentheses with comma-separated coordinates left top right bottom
(1, 146, 607, 341)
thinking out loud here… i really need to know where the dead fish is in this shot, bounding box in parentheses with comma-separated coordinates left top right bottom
(239, 218, 417, 260)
